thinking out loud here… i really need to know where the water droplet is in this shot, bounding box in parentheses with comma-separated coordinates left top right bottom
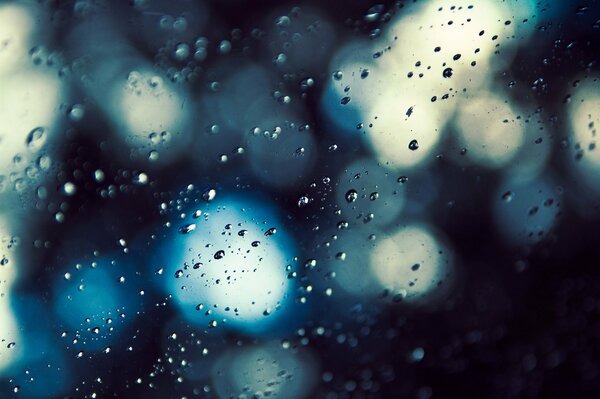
(0, 256, 8, 266)
(340, 96, 351, 105)
(68, 104, 85, 122)
(251, 240, 261, 247)
(26, 127, 47, 151)
(332, 71, 343, 80)
(7, 342, 16, 348)
(397, 176, 408, 184)
(174, 269, 184, 278)
(264, 227, 277, 236)
(442, 67, 453, 78)
(345, 189, 358, 203)
(148, 150, 159, 161)
(298, 195, 310, 208)
(203, 188, 216, 202)
(208, 320, 218, 328)
(61, 181, 76, 196)
(179, 223, 196, 234)
(214, 250, 225, 259)
(411, 263, 421, 271)
(364, 4, 384, 22)
(94, 169, 105, 182)
(336, 252, 346, 261)
(408, 139, 419, 151)
(501, 191, 513, 202)
(238, 229, 247, 237)
(174, 43, 190, 61)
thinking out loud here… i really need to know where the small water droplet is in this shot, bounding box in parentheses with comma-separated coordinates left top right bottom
(174, 269, 184, 278)
(298, 195, 310, 208)
(26, 127, 47, 151)
(501, 191, 513, 202)
(214, 250, 225, 259)
(202, 188, 216, 202)
(63, 182, 76, 196)
(345, 189, 358, 203)
(264, 227, 277, 236)
(68, 104, 85, 122)
(179, 223, 196, 234)
(408, 139, 419, 151)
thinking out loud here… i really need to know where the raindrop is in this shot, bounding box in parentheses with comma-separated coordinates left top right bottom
(408, 140, 419, 151)
(179, 223, 197, 234)
(214, 250, 225, 259)
(411, 263, 421, 271)
(174, 269, 184, 278)
(442, 67, 453, 78)
(298, 195, 311, 208)
(26, 127, 47, 151)
(63, 182, 76, 196)
(264, 227, 277, 236)
(332, 71, 343, 80)
(501, 191, 513, 202)
(68, 104, 85, 122)
(345, 189, 358, 203)
(202, 188, 216, 202)
(148, 150, 159, 161)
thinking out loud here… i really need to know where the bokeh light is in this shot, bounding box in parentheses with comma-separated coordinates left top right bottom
(369, 223, 453, 303)
(211, 341, 318, 399)
(159, 194, 298, 334)
(493, 175, 561, 245)
(52, 256, 142, 352)
(454, 92, 526, 168)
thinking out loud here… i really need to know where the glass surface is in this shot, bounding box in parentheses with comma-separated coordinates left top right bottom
(1, 0, 600, 398)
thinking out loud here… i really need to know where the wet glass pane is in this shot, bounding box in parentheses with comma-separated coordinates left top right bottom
(1, 0, 600, 398)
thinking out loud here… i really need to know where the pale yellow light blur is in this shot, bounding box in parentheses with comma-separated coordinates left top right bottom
(113, 69, 189, 148)
(370, 224, 452, 302)
(0, 214, 21, 374)
(0, 4, 37, 75)
(0, 70, 64, 175)
(455, 93, 525, 168)
(357, 0, 527, 170)
(569, 78, 600, 168)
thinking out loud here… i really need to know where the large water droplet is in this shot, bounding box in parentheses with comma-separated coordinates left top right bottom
(26, 127, 47, 151)
(345, 189, 358, 203)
